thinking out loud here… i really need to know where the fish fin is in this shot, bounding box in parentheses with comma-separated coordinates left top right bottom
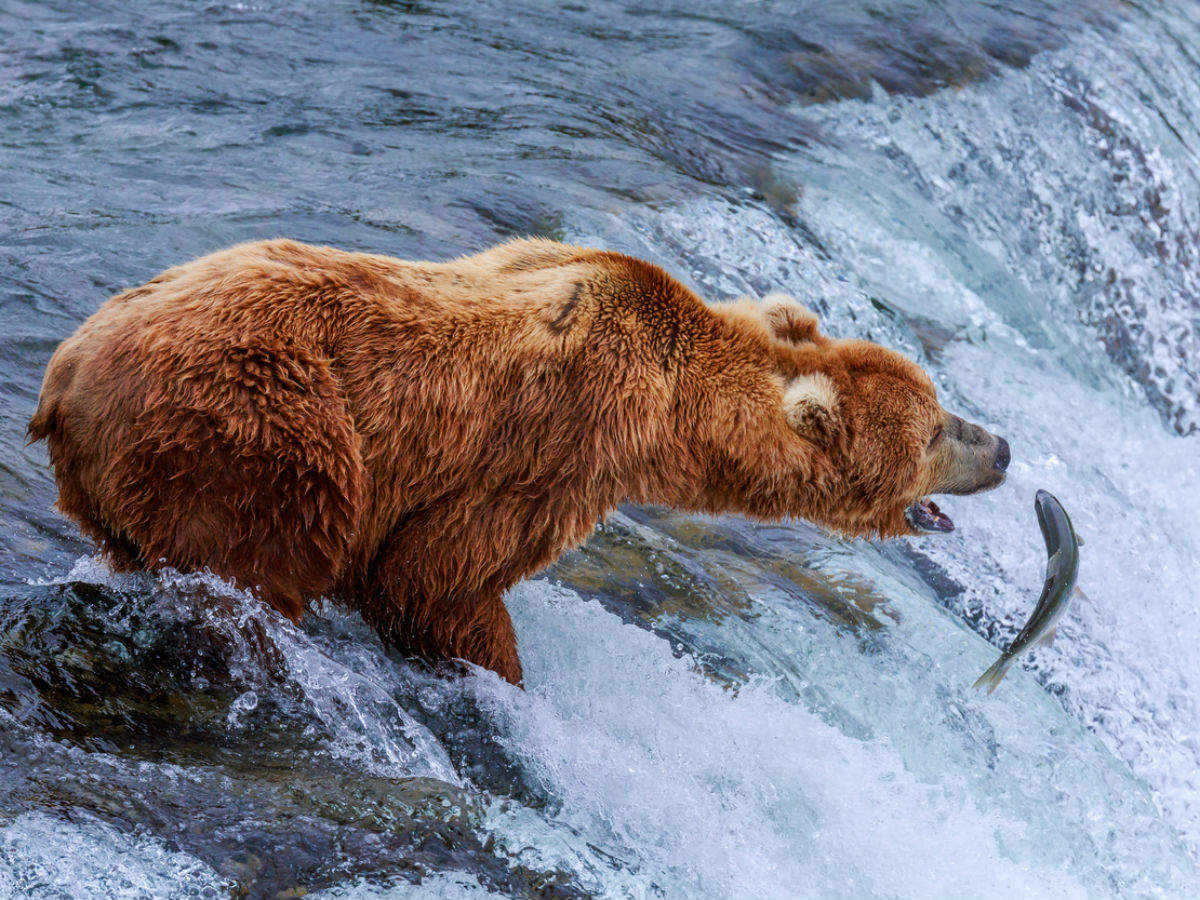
(1073, 586, 1089, 602)
(1076, 534, 1085, 547)
(1045, 550, 1062, 578)
(1035, 627, 1056, 647)
(972, 657, 1010, 695)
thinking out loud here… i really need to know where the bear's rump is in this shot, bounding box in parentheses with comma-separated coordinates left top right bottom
(42, 333, 367, 619)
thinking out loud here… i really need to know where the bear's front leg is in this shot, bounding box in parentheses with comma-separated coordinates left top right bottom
(356, 576, 524, 687)
(353, 503, 540, 686)
(430, 589, 523, 687)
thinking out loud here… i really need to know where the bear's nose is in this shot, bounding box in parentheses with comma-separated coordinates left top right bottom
(994, 437, 1011, 471)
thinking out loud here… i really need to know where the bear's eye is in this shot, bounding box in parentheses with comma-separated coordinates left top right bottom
(927, 425, 943, 449)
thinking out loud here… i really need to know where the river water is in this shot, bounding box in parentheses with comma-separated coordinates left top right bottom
(2, 1, 1200, 897)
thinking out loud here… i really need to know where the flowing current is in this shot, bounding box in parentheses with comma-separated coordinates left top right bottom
(2, 1, 1200, 897)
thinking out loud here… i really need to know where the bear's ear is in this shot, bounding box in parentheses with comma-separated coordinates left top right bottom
(763, 294, 823, 345)
(783, 373, 842, 445)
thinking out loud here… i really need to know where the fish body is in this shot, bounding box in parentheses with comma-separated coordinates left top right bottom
(973, 490, 1081, 694)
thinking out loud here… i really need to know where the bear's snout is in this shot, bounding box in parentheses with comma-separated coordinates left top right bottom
(994, 437, 1011, 472)
(927, 414, 1010, 496)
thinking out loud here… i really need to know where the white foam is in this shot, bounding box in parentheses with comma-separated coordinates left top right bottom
(0, 812, 226, 900)
(309, 872, 504, 899)
(467, 583, 1100, 900)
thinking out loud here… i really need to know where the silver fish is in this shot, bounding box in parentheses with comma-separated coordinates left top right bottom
(973, 489, 1084, 694)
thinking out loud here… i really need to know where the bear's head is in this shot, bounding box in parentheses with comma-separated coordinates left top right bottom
(738, 294, 1009, 538)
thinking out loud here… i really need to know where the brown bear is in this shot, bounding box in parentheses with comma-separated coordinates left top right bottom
(29, 238, 1009, 685)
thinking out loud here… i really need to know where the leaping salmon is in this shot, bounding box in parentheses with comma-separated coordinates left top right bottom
(973, 489, 1084, 694)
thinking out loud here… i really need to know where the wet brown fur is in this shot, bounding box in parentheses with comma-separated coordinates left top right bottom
(29, 238, 1002, 684)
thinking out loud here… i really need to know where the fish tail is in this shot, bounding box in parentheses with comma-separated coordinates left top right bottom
(972, 656, 1011, 694)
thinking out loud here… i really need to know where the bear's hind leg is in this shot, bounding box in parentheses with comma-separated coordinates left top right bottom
(103, 343, 365, 621)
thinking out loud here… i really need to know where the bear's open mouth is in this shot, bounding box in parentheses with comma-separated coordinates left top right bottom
(906, 497, 954, 533)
